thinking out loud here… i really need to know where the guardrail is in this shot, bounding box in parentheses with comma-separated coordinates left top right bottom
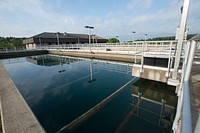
(39, 41, 178, 53)
(0, 47, 26, 52)
(172, 40, 196, 133)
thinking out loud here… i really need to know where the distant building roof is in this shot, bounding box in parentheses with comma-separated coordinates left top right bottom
(23, 32, 107, 45)
(29, 32, 105, 40)
(189, 34, 200, 41)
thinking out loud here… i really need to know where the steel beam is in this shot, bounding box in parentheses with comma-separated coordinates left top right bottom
(172, 0, 190, 79)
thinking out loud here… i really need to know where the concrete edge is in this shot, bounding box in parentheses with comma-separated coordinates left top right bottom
(0, 98, 5, 133)
(48, 50, 140, 63)
(8, 71, 46, 132)
(0, 64, 46, 133)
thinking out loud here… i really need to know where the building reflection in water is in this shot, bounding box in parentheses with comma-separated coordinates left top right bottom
(130, 79, 177, 131)
(26, 55, 81, 67)
(26, 55, 133, 75)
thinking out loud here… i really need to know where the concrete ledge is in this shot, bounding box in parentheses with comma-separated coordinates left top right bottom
(0, 50, 48, 59)
(0, 64, 45, 133)
(132, 64, 168, 83)
(48, 50, 141, 63)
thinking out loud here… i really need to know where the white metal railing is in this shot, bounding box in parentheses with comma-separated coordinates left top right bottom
(41, 41, 178, 53)
(0, 47, 26, 52)
(172, 40, 196, 133)
(37, 41, 178, 63)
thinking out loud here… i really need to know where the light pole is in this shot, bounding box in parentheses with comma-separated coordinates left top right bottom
(132, 31, 136, 63)
(144, 34, 147, 41)
(145, 34, 147, 51)
(140, 34, 147, 74)
(116, 36, 119, 45)
(132, 31, 136, 41)
(85, 26, 94, 52)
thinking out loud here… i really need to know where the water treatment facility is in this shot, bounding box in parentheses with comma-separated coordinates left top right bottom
(22, 32, 108, 50)
(0, 0, 200, 133)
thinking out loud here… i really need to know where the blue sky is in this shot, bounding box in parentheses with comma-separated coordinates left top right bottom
(0, 0, 199, 41)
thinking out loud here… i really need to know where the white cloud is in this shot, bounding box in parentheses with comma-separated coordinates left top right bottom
(0, 0, 78, 37)
(187, 0, 200, 34)
(127, 0, 153, 11)
(86, 0, 182, 41)
(0, 0, 199, 41)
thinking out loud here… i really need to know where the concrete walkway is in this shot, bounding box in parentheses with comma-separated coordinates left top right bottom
(0, 64, 45, 133)
(190, 59, 200, 131)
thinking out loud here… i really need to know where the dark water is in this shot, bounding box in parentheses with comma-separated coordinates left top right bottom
(1, 55, 177, 133)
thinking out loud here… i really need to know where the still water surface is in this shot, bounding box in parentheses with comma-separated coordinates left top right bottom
(1, 55, 177, 133)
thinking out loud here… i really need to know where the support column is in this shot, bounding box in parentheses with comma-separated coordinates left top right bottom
(173, 0, 190, 79)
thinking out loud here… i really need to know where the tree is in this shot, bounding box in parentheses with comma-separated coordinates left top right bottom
(107, 38, 119, 43)
(0, 37, 25, 48)
(135, 34, 197, 41)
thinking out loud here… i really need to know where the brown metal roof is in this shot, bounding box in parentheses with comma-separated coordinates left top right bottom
(30, 32, 105, 39)
(190, 34, 200, 41)
(23, 32, 107, 44)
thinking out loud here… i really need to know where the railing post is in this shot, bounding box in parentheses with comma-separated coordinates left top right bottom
(140, 42, 144, 73)
(166, 41, 173, 77)
(137, 92, 142, 116)
(135, 42, 137, 63)
(159, 99, 166, 125)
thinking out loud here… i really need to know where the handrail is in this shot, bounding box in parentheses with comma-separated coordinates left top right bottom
(172, 40, 196, 133)
(181, 41, 196, 133)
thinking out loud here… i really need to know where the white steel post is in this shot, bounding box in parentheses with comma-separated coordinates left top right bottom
(184, 40, 196, 81)
(173, 0, 190, 79)
(89, 29, 91, 52)
(145, 34, 147, 51)
(140, 42, 144, 73)
(132, 31, 136, 62)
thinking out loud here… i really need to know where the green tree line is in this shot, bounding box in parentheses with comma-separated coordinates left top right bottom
(107, 38, 119, 43)
(135, 34, 197, 41)
(0, 37, 26, 48)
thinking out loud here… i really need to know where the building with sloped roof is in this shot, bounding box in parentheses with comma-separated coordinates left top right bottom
(189, 34, 200, 42)
(23, 32, 108, 49)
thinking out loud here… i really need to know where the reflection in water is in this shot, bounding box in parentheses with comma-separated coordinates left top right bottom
(26, 54, 133, 75)
(26, 55, 81, 66)
(2, 55, 177, 133)
(88, 60, 96, 83)
(58, 56, 66, 73)
(73, 79, 177, 133)
(128, 79, 177, 132)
